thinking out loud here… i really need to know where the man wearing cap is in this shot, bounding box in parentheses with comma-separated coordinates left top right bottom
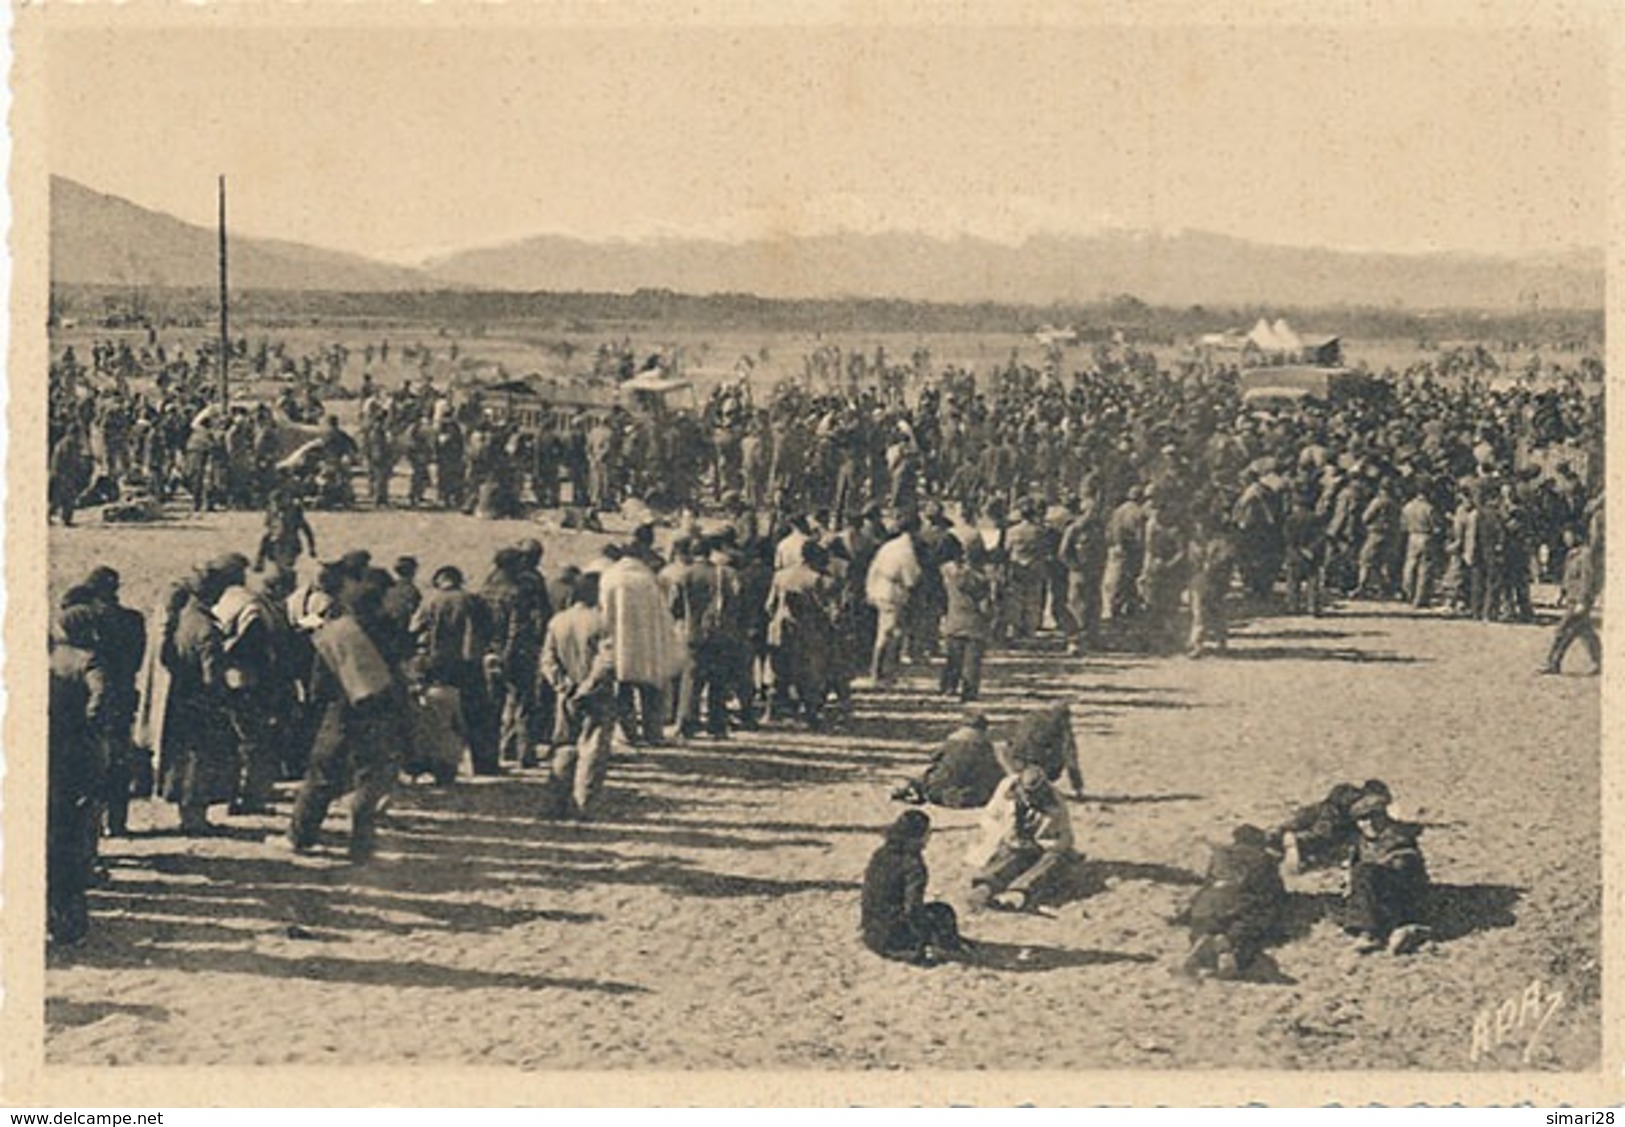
(1540, 525, 1601, 675)
(1103, 485, 1146, 621)
(288, 558, 408, 862)
(212, 553, 285, 816)
(1002, 499, 1049, 641)
(81, 567, 146, 837)
(160, 561, 236, 835)
(49, 604, 108, 942)
(380, 556, 422, 639)
(938, 534, 992, 701)
(540, 572, 616, 816)
(1341, 791, 1431, 955)
(412, 565, 499, 775)
(967, 765, 1077, 912)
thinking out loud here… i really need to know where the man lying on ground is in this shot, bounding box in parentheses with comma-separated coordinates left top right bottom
(1270, 778, 1392, 872)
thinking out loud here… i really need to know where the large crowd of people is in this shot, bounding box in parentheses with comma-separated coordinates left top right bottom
(46, 333, 1605, 977)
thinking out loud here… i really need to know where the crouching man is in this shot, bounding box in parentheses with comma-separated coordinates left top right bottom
(1182, 824, 1286, 979)
(966, 766, 1077, 913)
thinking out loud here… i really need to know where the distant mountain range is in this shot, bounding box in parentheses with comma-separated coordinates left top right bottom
(50, 176, 432, 292)
(51, 175, 1604, 309)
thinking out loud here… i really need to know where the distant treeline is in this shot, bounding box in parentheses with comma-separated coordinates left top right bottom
(50, 284, 1604, 346)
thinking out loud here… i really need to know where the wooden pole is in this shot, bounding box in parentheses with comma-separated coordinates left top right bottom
(218, 175, 229, 407)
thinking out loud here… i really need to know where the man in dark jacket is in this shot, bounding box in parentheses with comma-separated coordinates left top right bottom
(288, 569, 408, 862)
(1182, 824, 1286, 979)
(81, 567, 145, 837)
(1540, 527, 1600, 675)
(891, 711, 1003, 808)
(860, 810, 967, 965)
(1001, 704, 1084, 800)
(413, 565, 499, 774)
(49, 606, 109, 943)
(1341, 791, 1431, 955)
(938, 535, 992, 701)
(1269, 781, 1389, 872)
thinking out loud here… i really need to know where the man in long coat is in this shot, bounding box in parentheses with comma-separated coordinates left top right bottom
(599, 544, 682, 746)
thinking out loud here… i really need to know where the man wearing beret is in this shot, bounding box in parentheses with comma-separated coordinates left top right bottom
(1341, 791, 1431, 955)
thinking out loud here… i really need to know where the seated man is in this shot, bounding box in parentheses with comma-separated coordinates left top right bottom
(1182, 824, 1287, 979)
(999, 703, 1085, 800)
(891, 710, 1004, 808)
(1271, 778, 1391, 872)
(860, 810, 968, 966)
(967, 766, 1077, 912)
(1341, 791, 1431, 955)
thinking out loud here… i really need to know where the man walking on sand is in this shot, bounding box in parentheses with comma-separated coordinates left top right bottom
(1540, 526, 1601, 676)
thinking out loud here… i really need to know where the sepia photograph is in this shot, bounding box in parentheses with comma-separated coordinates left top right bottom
(5, 0, 1619, 1107)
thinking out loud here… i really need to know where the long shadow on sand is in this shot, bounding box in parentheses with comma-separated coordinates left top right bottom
(45, 998, 172, 1027)
(1221, 645, 1425, 665)
(1233, 628, 1382, 642)
(1089, 792, 1205, 807)
(1276, 883, 1523, 944)
(961, 941, 1157, 972)
(67, 939, 650, 995)
(1425, 882, 1524, 941)
(1029, 857, 1205, 911)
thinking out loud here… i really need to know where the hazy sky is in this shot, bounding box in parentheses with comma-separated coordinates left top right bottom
(46, 16, 1610, 263)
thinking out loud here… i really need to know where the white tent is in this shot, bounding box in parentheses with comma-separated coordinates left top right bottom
(1270, 319, 1303, 352)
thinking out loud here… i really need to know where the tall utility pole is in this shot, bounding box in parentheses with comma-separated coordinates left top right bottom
(218, 175, 229, 407)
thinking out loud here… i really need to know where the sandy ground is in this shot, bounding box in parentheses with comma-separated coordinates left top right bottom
(42, 512, 1601, 1071)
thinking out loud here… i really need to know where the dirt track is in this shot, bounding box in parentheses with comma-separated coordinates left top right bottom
(44, 515, 1601, 1071)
